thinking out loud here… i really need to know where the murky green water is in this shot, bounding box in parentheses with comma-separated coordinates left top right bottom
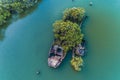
(0, 0, 120, 80)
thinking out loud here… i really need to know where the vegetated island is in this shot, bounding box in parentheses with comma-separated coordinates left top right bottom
(48, 7, 87, 71)
(0, 0, 41, 26)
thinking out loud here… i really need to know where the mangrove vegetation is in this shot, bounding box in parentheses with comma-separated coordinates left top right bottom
(0, 0, 41, 26)
(63, 7, 85, 24)
(70, 56, 83, 71)
(53, 20, 83, 53)
(52, 7, 86, 71)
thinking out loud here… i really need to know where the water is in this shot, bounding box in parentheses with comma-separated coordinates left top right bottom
(0, 0, 120, 80)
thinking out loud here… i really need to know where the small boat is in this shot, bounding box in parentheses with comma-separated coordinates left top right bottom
(48, 44, 66, 68)
(72, 39, 86, 57)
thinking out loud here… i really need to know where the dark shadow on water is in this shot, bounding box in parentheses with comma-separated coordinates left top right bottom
(0, 18, 12, 41)
(81, 15, 89, 32)
(60, 51, 72, 68)
(81, 14, 89, 57)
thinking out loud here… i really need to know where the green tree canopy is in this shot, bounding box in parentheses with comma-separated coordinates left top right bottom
(53, 20, 83, 53)
(63, 7, 85, 24)
(0, 0, 41, 26)
(53, 7, 86, 71)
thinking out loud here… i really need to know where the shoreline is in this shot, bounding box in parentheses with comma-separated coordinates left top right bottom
(0, 0, 41, 26)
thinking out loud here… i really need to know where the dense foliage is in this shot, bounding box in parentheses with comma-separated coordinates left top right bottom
(53, 7, 86, 71)
(63, 7, 85, 24)
(0, 0, 40, 26)
(53, 20, 83, 53)
(0, 6, 11, 25)
(70, 56, 83, 71)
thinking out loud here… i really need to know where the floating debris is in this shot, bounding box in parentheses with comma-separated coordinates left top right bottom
(89, 2, 93, 6)
(36, 71, 40, 75)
